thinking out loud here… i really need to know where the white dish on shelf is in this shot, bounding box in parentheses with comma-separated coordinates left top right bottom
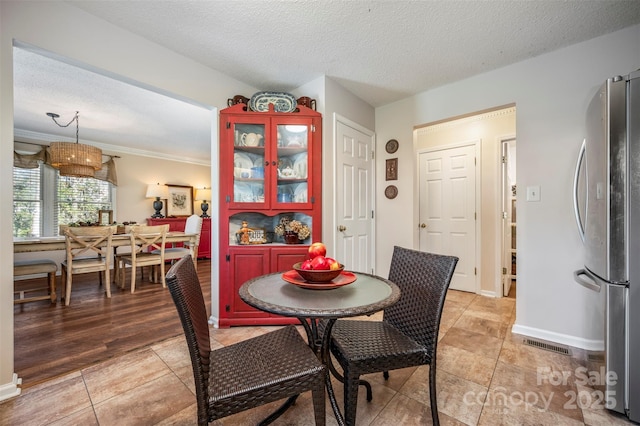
(253, 157, 264, 167)
(293, 153, 308, 179)
(234, 182, 254, 202)
(294, 183, 308, 203)
(234, 152, 253, 169)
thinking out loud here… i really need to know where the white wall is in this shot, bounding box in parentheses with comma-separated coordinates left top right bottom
(0, 0, 257, 398)
(375, 24, 640, 350)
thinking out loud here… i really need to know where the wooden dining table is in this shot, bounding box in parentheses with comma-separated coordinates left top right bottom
(13, 232, 198, 255)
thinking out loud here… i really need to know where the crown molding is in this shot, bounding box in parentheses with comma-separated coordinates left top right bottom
(13, 129, 210, 167)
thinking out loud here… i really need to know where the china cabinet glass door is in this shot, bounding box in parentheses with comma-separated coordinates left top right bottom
(232, 123, 265, 205)
(275, 123, 309, 206)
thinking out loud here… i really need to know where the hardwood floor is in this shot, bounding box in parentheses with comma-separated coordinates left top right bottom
(13, 260, 211, 388)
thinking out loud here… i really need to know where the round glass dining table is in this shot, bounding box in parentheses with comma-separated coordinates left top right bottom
(239, 271, 400, 425)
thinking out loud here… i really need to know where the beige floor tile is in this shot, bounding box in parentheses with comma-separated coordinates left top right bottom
(452, 311, 509, 339)
(371, 393, 433, 425)
(151, 335, 192, 370)
(328, 378, 397, 426)
(93, 373, 195, 425)
(399, 366, 487, 425)
(440, 326, 504, 360)
(82, 347, 173, 404)
(478, 389, 585, 425)
(490, 360, 584, 422)
(445, 290, 477, 307)
(440, 301, 467, 333)
(155, 402, 197, 425)
(210, 325, 280, 346)
(0, 372, 92, 425)
(437, 343, 497, 387)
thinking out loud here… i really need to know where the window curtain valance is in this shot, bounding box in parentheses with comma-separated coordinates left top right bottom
(13, 147, 118, 186)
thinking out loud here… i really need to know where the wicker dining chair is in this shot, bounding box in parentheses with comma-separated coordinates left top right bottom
(165, 255, 326, 426)
(328, 246, 458, 426)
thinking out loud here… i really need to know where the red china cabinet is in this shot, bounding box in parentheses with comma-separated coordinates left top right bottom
(218, 101, 322, 326)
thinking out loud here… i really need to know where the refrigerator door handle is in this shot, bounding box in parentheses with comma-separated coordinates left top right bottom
(573, 139, 586, 243)
(574, 268, 601, 292)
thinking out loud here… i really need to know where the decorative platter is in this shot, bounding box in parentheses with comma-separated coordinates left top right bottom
(249, 91, 297, 113)
(282, 270, 357, 290)
(385, 139, 399, 154)
(385, 185, 398, 199)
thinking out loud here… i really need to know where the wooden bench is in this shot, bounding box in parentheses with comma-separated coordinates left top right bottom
(14, 259, 58, 304)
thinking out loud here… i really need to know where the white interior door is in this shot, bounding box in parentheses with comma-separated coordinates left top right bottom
(335, 120, 374, 273)
(418, 144, 477, 292)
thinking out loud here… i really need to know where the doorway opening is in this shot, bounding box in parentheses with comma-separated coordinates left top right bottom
(414, 104, 516, 297)
(501, 138, 517, 298)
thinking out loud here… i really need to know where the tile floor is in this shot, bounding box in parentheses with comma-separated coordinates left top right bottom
(0, 290, 634, 425)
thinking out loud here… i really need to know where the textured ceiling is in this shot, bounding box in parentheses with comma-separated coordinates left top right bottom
(13, 0, 640, 162)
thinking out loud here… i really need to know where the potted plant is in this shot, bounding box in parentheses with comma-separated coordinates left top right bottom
(274, 216, 310, 244)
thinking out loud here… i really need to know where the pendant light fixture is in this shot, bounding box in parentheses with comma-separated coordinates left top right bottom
(48, 111, 102, 178)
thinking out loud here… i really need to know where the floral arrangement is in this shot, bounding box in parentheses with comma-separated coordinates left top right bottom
(274, 216, 311, 241)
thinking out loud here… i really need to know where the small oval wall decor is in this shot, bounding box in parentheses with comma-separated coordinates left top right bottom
(249, 92, 297, 113)
(385, 139, 399, 154)
(385, 185, 398, 199)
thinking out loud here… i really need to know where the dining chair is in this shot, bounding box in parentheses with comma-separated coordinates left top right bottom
(61, 226, 115, 306)
(117, 224, 168, 293)
(328, 246, 458, 426)
(165, 255, 326, 426)
(152, 214, 203, 268)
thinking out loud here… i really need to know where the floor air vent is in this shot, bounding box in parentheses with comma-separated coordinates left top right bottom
(523, 338, 570, 355)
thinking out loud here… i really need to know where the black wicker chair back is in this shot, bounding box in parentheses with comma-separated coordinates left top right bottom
(329, 246, 458, 426)
(383, 246, 458, 362)
(166, 255, 326, 425)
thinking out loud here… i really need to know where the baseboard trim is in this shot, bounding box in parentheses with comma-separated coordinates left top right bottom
(209, 315, 219, 328)
(480, 289, 497, 298)
(511, 323, 604, 351)
(0, 374, 22, 402)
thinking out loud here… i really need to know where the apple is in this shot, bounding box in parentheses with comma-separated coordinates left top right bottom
(299, 259, 313, 270)
(310, 255, 330, 270)
(308, 242, 327, 259)
(326, 257, 341, 271)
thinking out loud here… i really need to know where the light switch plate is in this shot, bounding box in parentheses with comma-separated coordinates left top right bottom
(526, 185, 541, 202)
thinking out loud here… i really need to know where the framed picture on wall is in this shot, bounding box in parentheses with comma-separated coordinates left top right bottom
(386, 158, 398, 181)
(98, 209, 113, 226)
(166, 184, 194, 217)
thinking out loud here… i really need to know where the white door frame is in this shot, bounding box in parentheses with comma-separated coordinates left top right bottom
(495, 134, 516, 298)
(415, 139, 481, 294)
(332, 114, 376, 273)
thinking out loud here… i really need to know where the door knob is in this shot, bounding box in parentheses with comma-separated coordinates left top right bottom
(420, 223, 427, 228)
(338, 225, 347, 232)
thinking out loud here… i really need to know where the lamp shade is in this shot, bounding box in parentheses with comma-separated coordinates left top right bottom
(146, 183, 169, 199)
(196, 188, 211, 201)
(50, 141, 102, 178)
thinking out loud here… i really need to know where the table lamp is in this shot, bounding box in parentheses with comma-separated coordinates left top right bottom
(146, 183, 170, 218)
(196, 188, 211, 218)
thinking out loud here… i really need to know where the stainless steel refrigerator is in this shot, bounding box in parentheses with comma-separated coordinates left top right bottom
(574, 69, 640, 422)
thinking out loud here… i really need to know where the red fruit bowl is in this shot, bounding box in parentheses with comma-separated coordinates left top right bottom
(293, 262, 344, 282)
